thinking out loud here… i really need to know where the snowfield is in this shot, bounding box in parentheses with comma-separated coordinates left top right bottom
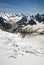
(0, 29, 44, 65)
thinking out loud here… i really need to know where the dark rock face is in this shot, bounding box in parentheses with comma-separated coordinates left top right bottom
(41, 15, 44, 23)
(0, 17, 5, 26)
(35, 13, 44, 23)
(0, 17, 12, 29)
(16, 16, 37, 26)
(28, 19, 36, 25)
(4, 23, 12, 29)
(17, 16, 27, 26)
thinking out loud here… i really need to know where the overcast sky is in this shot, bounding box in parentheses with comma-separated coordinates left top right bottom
(0, 0, 44, 14)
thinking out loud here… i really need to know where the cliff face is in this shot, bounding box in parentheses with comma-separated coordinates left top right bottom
(0, 16, 12, 31)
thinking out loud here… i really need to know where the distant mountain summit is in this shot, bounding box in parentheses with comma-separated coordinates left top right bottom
(0, 12, 44, 35)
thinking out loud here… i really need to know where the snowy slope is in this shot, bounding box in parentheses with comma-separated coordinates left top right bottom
(0, 29, 44, 65)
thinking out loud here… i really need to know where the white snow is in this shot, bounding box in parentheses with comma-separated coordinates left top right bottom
(0, 29, 44, 65)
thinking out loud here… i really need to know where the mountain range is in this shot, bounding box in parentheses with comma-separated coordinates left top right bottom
(0, 12, 44, 36)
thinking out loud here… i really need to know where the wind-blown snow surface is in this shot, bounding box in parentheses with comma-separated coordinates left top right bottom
(0, 29, 44, 65)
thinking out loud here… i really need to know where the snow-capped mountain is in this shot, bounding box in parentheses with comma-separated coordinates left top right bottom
(0, 12, 44, 35)
(0, 12, 44, 65)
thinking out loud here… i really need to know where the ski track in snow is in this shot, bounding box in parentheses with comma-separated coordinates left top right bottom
(0, 30, 44, 59)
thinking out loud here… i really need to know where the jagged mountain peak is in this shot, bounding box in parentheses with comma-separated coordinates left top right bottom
(0, 12, 44, 34)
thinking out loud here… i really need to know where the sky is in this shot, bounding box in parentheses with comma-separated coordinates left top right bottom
(0, 0, 44, 14)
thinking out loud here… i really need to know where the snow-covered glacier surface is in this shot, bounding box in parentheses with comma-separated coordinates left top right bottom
(0, 29, 44, 65)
